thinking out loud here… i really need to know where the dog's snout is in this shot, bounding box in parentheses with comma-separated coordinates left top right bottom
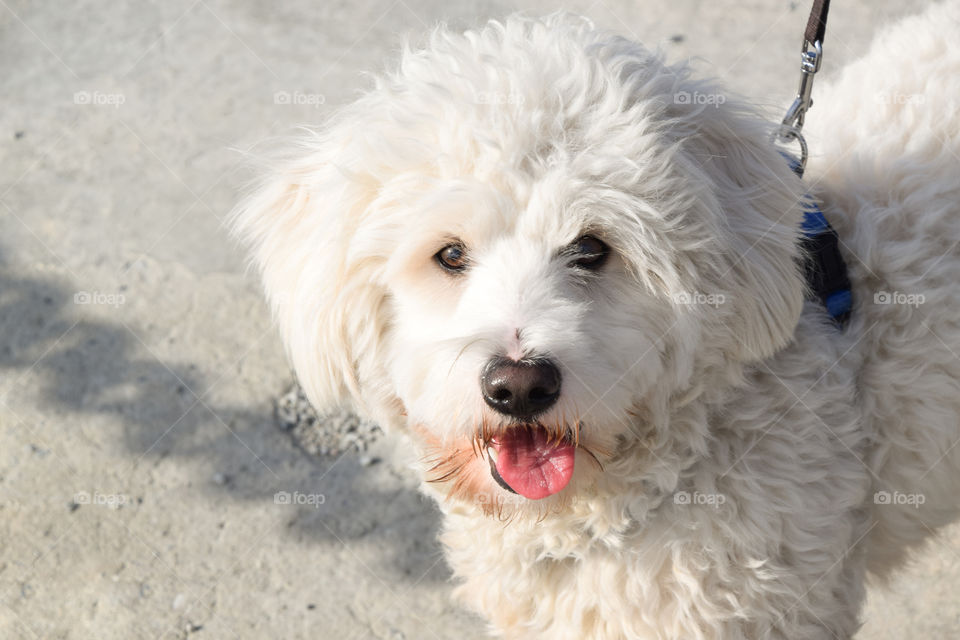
(481, 357, 561, 418)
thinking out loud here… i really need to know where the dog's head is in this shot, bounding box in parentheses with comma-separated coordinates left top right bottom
(232, 15, 806, 517)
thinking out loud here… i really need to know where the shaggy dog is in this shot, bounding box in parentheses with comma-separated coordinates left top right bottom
(232, 4, 960, 638)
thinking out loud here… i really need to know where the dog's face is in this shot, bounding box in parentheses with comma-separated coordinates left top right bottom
(232, 15, 807, 517)
(381, 169, 675, 505)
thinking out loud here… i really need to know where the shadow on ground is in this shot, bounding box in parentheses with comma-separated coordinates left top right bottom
(0, 251, 451, 585)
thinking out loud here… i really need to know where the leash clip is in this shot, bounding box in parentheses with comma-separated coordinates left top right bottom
(778, 39, 822, 173)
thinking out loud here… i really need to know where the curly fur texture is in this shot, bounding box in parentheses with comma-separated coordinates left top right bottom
(231, 4, 960, 638)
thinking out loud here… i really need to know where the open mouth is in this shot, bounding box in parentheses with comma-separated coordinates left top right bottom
(486, 424, 576, 500)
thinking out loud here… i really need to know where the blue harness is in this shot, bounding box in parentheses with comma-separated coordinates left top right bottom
(786, 155, 852, 326)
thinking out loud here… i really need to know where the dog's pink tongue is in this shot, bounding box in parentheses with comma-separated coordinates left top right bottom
(493, 427, 575, 500)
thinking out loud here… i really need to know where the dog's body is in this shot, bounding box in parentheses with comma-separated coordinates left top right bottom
(233, 4, 960, 638)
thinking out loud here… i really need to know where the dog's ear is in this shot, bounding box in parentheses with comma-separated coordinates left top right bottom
(230, 140, 397, 425)
(672, 91, 807, 362)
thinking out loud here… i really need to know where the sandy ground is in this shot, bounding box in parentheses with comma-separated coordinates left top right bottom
(2, 0, 957, 638)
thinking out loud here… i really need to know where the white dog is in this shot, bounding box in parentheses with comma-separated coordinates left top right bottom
(232, 4, 960, 638)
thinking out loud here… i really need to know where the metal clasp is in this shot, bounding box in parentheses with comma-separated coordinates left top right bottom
(778, 39, 823, 172)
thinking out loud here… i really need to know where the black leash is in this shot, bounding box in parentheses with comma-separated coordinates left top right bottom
(805, 0, 831, 46)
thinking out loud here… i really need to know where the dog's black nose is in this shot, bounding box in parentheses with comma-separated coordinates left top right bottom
(481, 357, 561, 418)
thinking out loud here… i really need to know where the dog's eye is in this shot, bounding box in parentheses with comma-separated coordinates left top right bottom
(570, 235, 609, 270)
(435, 243, 469, 273)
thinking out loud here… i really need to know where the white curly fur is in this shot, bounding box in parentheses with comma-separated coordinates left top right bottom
(231, 4, 960, 638)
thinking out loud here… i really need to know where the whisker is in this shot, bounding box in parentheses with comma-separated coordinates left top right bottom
(445, 337, 485, 380)
(580, 445, 604, 472)
(427, 467, 461, 483)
